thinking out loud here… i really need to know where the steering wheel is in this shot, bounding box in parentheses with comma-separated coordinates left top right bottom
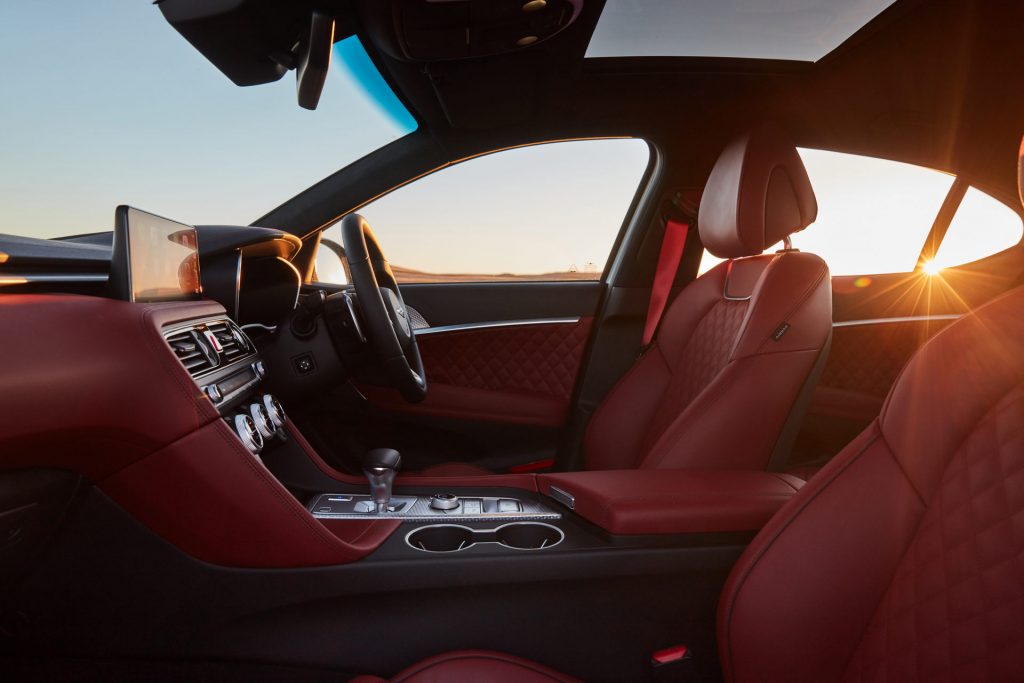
(338, 213, 427, 403)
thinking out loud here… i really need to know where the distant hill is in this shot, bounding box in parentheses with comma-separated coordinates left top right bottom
(389, 265, 598, 283)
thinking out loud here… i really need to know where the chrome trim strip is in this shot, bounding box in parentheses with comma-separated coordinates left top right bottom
(547, 486, 575, 511)
(414, 317, 581, 336)
(833, 314, 962, 328)
(0, 273, 108, 283)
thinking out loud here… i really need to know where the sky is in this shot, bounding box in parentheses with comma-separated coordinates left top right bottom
(0, 0, 407, 238)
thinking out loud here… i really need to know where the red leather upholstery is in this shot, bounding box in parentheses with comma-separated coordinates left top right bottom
(699, 123, 818, 259)
(350, 650, 582, 683)
(361, 319, 592, 427)
(718, 283, 1024, 682)
(538, 470, 804, 535)
(0, 295, 399, 568)
(583, 125, 830, 472)
(586, 251, 831, 471)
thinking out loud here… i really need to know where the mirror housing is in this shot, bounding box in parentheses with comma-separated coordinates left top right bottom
(297, 12, 335, 110)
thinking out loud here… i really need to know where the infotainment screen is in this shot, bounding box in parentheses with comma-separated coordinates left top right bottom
(110, 206, 202, 302)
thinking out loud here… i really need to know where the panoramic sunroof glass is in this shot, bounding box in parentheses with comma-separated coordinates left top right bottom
(586, 0, 898, 62)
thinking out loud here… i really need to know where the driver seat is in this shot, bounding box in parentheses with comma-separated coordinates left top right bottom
(425, 124, 831, 475)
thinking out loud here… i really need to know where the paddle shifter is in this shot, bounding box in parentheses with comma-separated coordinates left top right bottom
(363, 448, 401, 513)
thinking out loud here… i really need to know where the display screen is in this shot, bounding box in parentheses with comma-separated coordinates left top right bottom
(111, 206, 202, 302)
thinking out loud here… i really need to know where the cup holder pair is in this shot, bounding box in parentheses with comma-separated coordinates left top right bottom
(406, 522, 564, 553)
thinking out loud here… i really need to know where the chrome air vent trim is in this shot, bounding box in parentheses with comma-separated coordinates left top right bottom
(163, 317, 258, 380)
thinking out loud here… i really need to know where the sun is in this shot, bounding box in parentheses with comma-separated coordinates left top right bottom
(922, 260, 943, 276)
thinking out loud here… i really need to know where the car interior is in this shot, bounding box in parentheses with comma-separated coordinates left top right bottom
(0, 0, 1022, 681)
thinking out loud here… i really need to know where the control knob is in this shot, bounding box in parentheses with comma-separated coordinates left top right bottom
(429, 493, 460, 511)
(233, 414, 264, 454)
(261, 394, 286, 428)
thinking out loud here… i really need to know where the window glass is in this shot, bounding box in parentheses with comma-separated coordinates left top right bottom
(0, 4, 415, 239)
(930, 187, 1023, 269)
(587, 0, 896, 62)
(699, 149, 955, 276)
(316, 139, 650, 284)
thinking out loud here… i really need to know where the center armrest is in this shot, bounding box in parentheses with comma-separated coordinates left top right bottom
(538, 470, 805, 536)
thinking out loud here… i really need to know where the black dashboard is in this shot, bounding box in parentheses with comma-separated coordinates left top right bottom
(0, 224, 302, 328)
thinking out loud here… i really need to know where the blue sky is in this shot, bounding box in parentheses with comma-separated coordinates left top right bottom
(0, 0, 407, 238)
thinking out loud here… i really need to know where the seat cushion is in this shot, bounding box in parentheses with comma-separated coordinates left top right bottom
(350, 650, 582, 683)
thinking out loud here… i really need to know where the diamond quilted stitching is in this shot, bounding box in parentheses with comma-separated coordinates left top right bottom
(843, 384, 1024, 683)
(417, 319, 592, 402)
(642, 299, 749, 450)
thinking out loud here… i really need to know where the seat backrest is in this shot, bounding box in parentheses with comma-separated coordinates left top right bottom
(584, 125, 831, 471)
(717, 142, 1024, 682)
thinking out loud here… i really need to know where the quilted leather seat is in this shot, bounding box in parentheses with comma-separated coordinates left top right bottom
(355, 139, 1024, 682)
(424, 124, 831, 475)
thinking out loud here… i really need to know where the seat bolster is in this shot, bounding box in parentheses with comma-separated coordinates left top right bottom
(639, 348, 820, 470)
(718, 423, 926, 683)
(583, 266, 725, 470)
(880, 284, 1024, 499)
(732, 250, 831, 359)
(359, 649, 583, 683)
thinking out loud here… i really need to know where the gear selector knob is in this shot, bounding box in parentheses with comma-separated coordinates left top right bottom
(363, 448, 401, 514)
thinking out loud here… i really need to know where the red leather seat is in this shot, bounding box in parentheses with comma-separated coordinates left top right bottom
(357, 141, 1024, 681)
(423, 124, 831, 476)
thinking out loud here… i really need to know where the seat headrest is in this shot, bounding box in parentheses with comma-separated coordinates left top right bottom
(698, 124, 818, 259)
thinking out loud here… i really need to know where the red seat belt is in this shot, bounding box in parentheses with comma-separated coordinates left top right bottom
(641, 218, 690, 347)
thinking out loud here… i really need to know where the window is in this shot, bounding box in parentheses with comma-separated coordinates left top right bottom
(586, 0, 897, 62)
(930, 187, 1023, 269)
(699, 149, 957, 276)
(0, 5, 415, 239)
(315, 139, 650, 284)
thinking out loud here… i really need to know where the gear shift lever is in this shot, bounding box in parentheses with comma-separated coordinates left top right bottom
(363, 448, 401, 514)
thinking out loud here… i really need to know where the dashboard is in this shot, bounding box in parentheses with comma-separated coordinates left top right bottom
(0, 223, 303, 328)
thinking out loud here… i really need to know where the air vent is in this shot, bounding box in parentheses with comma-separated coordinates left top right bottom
(166, 329, 217, 376)
(164, 319, 256, 378)
(206, 320, 251, 363)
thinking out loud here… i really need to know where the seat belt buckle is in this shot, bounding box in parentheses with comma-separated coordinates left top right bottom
(650, 644, 696, 682)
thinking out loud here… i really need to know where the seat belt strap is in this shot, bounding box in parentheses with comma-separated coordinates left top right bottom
(641, 218, 690, 348)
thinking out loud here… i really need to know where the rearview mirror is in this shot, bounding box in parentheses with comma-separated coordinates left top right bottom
(296, 12, 335, 110)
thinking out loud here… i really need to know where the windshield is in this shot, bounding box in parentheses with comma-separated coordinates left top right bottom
(0, 2, 416, 240)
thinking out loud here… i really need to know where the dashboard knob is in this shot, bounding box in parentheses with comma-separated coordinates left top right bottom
(252, 361, 266, 379)
(233, 414, 264, 454)
(261, 394, 286, 428)
(429, 493, 460, 510)
(204, 384, 222, 403)
(249, 403, 275, 439)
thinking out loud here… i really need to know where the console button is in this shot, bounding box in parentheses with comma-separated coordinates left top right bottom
(498, 499, 522, 513)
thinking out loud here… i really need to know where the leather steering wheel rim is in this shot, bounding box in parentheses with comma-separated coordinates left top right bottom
(340, 213, 427, 403)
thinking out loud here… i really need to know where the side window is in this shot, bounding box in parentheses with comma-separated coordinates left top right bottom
(930, 187, 1023, 270)
(315, 139, 650, 284)
(699, 149, 956, 276)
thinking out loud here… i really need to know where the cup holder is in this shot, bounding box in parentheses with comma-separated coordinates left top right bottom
(405, 522, 564, 554)
(406, 525, 475, 553)
(495, 522, 564, 550)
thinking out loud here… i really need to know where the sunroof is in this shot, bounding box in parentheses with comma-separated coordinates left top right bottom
(586, 0, 897, 62)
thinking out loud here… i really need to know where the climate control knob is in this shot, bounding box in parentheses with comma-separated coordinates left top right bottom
(249, 403, 275, 439)
(233, 413, 264, 454)
(261, 394, 286, 428)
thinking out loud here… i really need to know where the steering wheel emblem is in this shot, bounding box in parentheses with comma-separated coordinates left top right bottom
(396, 307, 406, 318)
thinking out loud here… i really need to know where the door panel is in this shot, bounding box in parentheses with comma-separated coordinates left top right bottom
(295, 281, 604, 473)
(360, 317, 593, 427)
